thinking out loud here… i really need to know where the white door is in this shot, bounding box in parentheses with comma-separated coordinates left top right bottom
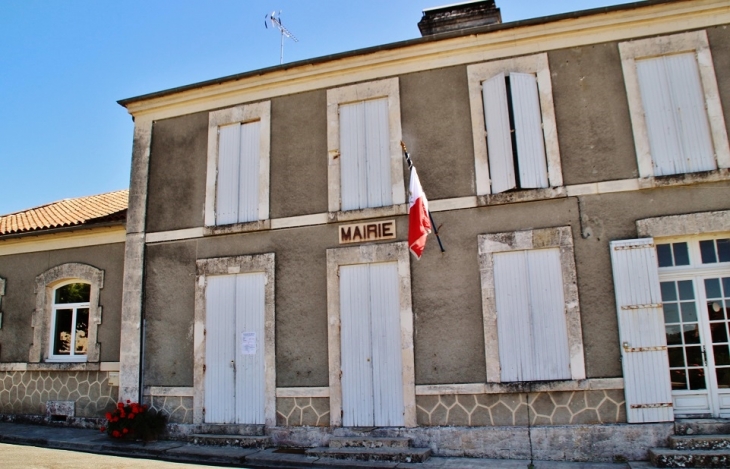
(339, 262, 404, 426)
(204, 273, 266, 424)
(656, 238, 730, 416)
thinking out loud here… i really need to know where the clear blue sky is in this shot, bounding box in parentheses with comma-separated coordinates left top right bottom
(0, 0, 638, 215)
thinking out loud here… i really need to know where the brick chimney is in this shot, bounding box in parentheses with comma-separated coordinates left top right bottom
(418, 0, 502, 36)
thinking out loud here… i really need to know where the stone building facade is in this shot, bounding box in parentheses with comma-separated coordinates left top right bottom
(2, 0, 730, 462)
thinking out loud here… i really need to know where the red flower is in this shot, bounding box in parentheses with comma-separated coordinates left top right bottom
(123, 428, 129, 434)
(105, 412, 112, 420)
(128, 413, 135, 419)
(112, 430, 121, 438)
(126, 400, 131, 404)
(117, 402, 124, 409)
(100, 426, 106, 433)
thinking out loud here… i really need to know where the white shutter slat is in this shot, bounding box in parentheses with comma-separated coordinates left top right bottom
(340, 103, 368, 211)
(340, 264, 375, 426)
(527, 248, 571, 381)
(666, 53, 716, 174)
(510, 72, 549, 189)
(482, 73, 516, 194)
(235, 273, 266, 424)
(369, 262, 404, 426)
(204, 275, 237, 423)
(494, 251, 532, 382)
(238, 121, 261, 223)
(610, 238, 673, 423)
(364, 98, 392, 209)
(216, 124, 241, 225)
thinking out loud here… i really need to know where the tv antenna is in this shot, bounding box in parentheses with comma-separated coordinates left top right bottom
(265, 11, 299, 64)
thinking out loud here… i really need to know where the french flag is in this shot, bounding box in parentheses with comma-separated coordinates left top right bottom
(408, 166, 431, 259)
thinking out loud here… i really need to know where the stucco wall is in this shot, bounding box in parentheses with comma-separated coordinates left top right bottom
(0, 242, 125, 363)
(400, 65, 475, 199)
(143, 240, 197, 387)
(549, 42, 638, 185)
(146, 111, 208, 233)
(270, 90, 329, 218)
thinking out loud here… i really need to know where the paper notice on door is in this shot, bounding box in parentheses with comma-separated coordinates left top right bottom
(241, 332, 257, 355)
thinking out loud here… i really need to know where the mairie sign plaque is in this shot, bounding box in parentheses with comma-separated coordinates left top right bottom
(339, 220, 396, 244)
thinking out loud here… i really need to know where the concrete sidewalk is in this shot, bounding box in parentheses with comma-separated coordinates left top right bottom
(0, 421, 646, 468)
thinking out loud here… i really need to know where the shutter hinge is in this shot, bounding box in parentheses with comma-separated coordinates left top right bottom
(621, 303, 662, 310)
(630, 403, 672, 409)
(623, 345, 667, 353)
(613, 244, 655, 250)
(203, 364, 206, 373)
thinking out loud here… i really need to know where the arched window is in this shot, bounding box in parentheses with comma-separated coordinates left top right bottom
(50, 282, 91, 360)
(30, 263, 103, 363)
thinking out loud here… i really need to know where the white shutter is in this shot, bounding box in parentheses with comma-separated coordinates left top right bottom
(494, 251, 533, 382)
(510, 72, 549, 189)
(340, 102, 367, 211)
(340, 264, 375, 426)
(527, 248, 570, 381)
(216, 124, 241, 225)
(204, 275, 236, 423)
(369, 262, 404, 426)
(234, 273, 266, 424)
(610, 238, 674, 423)
(482, 73, 516, 194)
(637, 54, 715, 176)
(494, 248, 570, 382)
(364, 98, 392, 209)
(237, 121, 261, 223)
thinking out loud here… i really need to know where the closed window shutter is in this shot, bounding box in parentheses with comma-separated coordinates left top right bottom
(237, 121, 261, 223)
(482, 72, 516, 194)
(340, 99, 391, 210)
(234, 273, 266, 424)
(364, 99, 392, 209)
(216, 124, 241, 225)
(494, 248, 570, 382)
(204, 275, 237, 423)
(510, 72, 548, 188)
(637, 53, 715, 176)
(610, 238, 674, 423)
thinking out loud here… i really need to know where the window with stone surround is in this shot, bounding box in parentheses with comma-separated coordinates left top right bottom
(326, 78, 406, 220)
(204, 101, 271, 227)
(478, 226, 585, 383)
(30, 263, 104, 363)
(468, 53, 563, 196)
(619, 30, 730, 178)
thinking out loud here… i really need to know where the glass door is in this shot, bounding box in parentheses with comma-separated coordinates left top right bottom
(658, 237, 730, 417)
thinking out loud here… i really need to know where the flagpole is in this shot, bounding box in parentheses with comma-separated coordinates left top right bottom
(401, 141, 445, 253)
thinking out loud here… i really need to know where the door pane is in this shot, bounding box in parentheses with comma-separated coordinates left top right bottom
(75, 308, 89, 355)
(661, 280, 706, 390)
(705, 277, 730, 391)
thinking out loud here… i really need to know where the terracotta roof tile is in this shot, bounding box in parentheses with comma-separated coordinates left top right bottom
(0, 190, 128, 236)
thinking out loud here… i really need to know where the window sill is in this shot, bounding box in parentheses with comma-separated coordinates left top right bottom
(328, 204, 407, 223)
(477, 186, 566, 206)
(2, 362, 103, 372)
(638, 168, 730, 189)
(204, 219, 271, 236)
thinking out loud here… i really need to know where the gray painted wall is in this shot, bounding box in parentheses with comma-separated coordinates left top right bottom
(400, 65, 476, 199)
(270, 90, 329, 218)
(146, 111, 208, 233)
(549, 42, 638, 185)
(0, 242, 125, 363)
(708, 25, 730, 141)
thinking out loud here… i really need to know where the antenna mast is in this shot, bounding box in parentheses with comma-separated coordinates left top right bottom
(265, 11, 299, 64)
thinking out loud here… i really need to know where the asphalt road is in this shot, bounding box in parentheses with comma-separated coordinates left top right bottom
(0, 443, 233, 469)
